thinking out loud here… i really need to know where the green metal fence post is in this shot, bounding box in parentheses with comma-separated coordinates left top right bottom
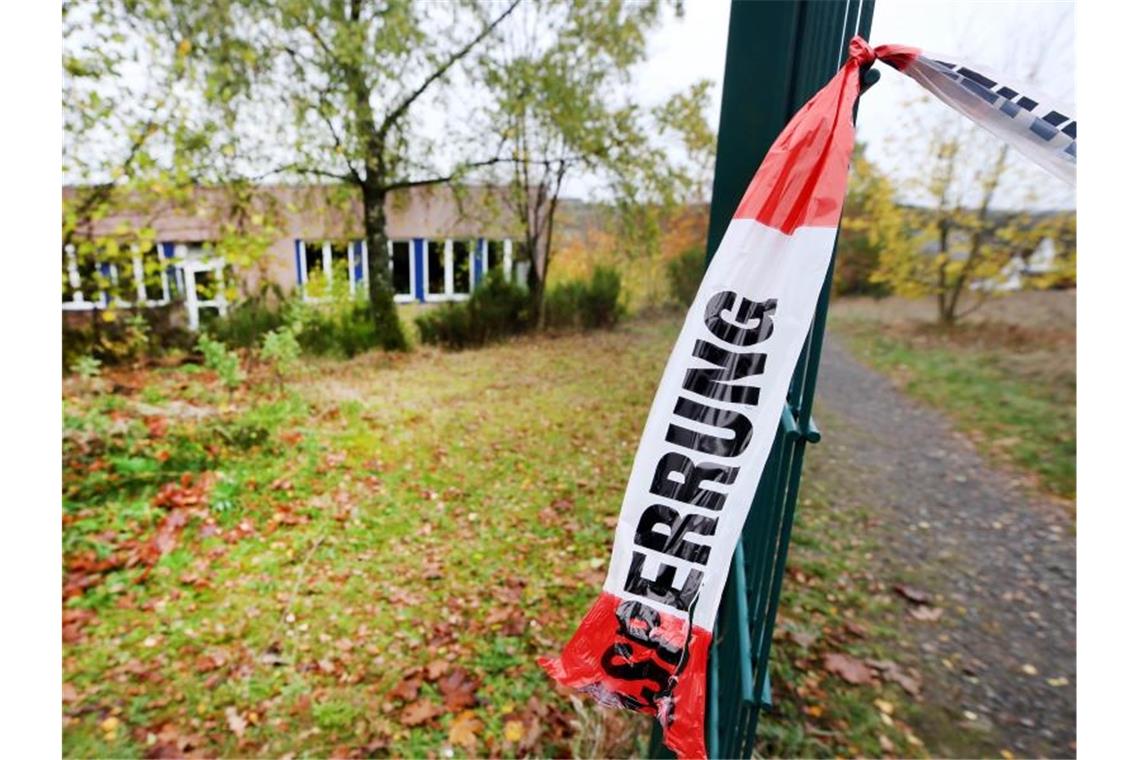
(648, 2, 875, 757)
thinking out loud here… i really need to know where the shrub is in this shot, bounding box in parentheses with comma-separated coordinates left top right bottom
(543, 280, 587, 330)
(544, 266, 624, 330)
(287, 295, 380, 358)
(260, 326, 302, 388)
(64, 308, 193, 370)
(208, 281, 385, 359)
(208, 285, 286, 348)
(416, 270, 531, 350)
(580, 266, 623, 328)
(196, 333, 245, 392)
(73, 355, 103, 384)
(667, 246, 706, 306)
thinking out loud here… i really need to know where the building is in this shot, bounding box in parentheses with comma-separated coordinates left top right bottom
(62, 184, 531, 330)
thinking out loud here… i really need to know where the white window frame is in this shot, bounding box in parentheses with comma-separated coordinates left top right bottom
(388, 239, 415, 303)
(183, 258, 229, 331)
(482, 239, 511, 284)
(424, 238, 476, 302)
(61, 243, 96, 311)
(61, 242, 175, 312)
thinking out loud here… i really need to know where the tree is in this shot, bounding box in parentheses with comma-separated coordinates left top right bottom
(64, 0, 281, 341)
(110, 0, 525, 350)
(476, 0, 709, 322)
(867, 8, 1073, 325)
(869, 120, 1053, 325)
(835, 144, 905, 297)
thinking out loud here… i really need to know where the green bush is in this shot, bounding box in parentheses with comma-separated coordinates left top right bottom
(580, 266, 623, 328)
(543, 280, 586, 330)
(207, 279, 385, 359)
(287, 296, 379, 358)
(196, 333, 245, 392)
(63, 307, 194, 370)
(667, 246, 706, 306)
(416, 270, 531, 350)
(207, 286, 286, 348)
(260, 326, 302, 388)
(544, 266, 624, 330)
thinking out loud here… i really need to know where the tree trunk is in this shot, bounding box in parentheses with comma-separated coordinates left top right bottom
(525, 231, 545, 327)
(936, 221, 954, 326)
(361, 180, 407, 351)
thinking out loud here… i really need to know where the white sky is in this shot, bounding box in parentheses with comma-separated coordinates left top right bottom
(627, 0, 1075, 210)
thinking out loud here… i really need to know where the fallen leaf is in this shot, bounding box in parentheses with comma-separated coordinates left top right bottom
(893, 584, 931, 605)
(448, 710, 482, 749)
(425, 659, 450, 681)
(503, 719, 525, 743)
(868, 659, 923, 696)
(874, 698, 895, 715)
(790, 630, 817, 648)
(1047, 676, 1069, 687)
(1021, 663, 1038, 676)
(400, 699, 443, 727)
(439, 668, 480, 710)
(224, 706, 247, 738)
(62, 683, 78, 703)
(389, 675, 422, 702)
(908, 606, 944, 622)
(822, 653, 874, 685)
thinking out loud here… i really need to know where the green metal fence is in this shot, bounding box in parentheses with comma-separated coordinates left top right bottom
(649, 1, 876, 756)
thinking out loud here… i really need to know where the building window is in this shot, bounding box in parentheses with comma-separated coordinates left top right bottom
(299, 240, 364, 300)
(141, 246, 169, 303)
(105, 262, 136, 306)
(390, 240, 413, 299)
(62, 246, 79, 305)
(329, 242, 350, 284)
(453, 240, 472, 295)
(303, 242, 324, 291)
(511, 240, 532, 287)
(486, 240, 505, 277)
(427, 240, 447, 296)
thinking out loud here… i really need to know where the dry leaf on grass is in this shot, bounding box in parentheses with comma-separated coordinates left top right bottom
(448, 710, 482, 749)
(868, 659, 923, 696)
(389, 675, 422, 702)
(224, 706, 247, 738)
(439, 668, 479, 710)
(909, 606, 944, 622)
(822, 652, 875, 685)
(425, 659, 450, 681)
(503, 719, 525, 743)
(893, 584, 932, 605)
(400, 699, 443, 727)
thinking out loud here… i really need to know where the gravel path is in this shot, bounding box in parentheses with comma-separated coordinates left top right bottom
(811, 335, 1076, 758)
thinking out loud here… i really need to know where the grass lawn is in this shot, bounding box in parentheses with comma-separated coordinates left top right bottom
(63, 314, 926, 759)
(828, 291, 1076, 501)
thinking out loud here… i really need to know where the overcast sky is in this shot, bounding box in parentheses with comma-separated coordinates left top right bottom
(626, 0, 1075, 210)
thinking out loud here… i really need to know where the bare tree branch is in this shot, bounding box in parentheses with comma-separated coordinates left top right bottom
(382, 155, 515, 192)
(378, 0, 523, 141)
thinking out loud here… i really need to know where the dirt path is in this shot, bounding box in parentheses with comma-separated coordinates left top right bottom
(810, 335, 1076, 758)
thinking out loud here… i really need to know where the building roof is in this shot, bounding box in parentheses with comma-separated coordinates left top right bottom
(63, 182, 528, 242)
